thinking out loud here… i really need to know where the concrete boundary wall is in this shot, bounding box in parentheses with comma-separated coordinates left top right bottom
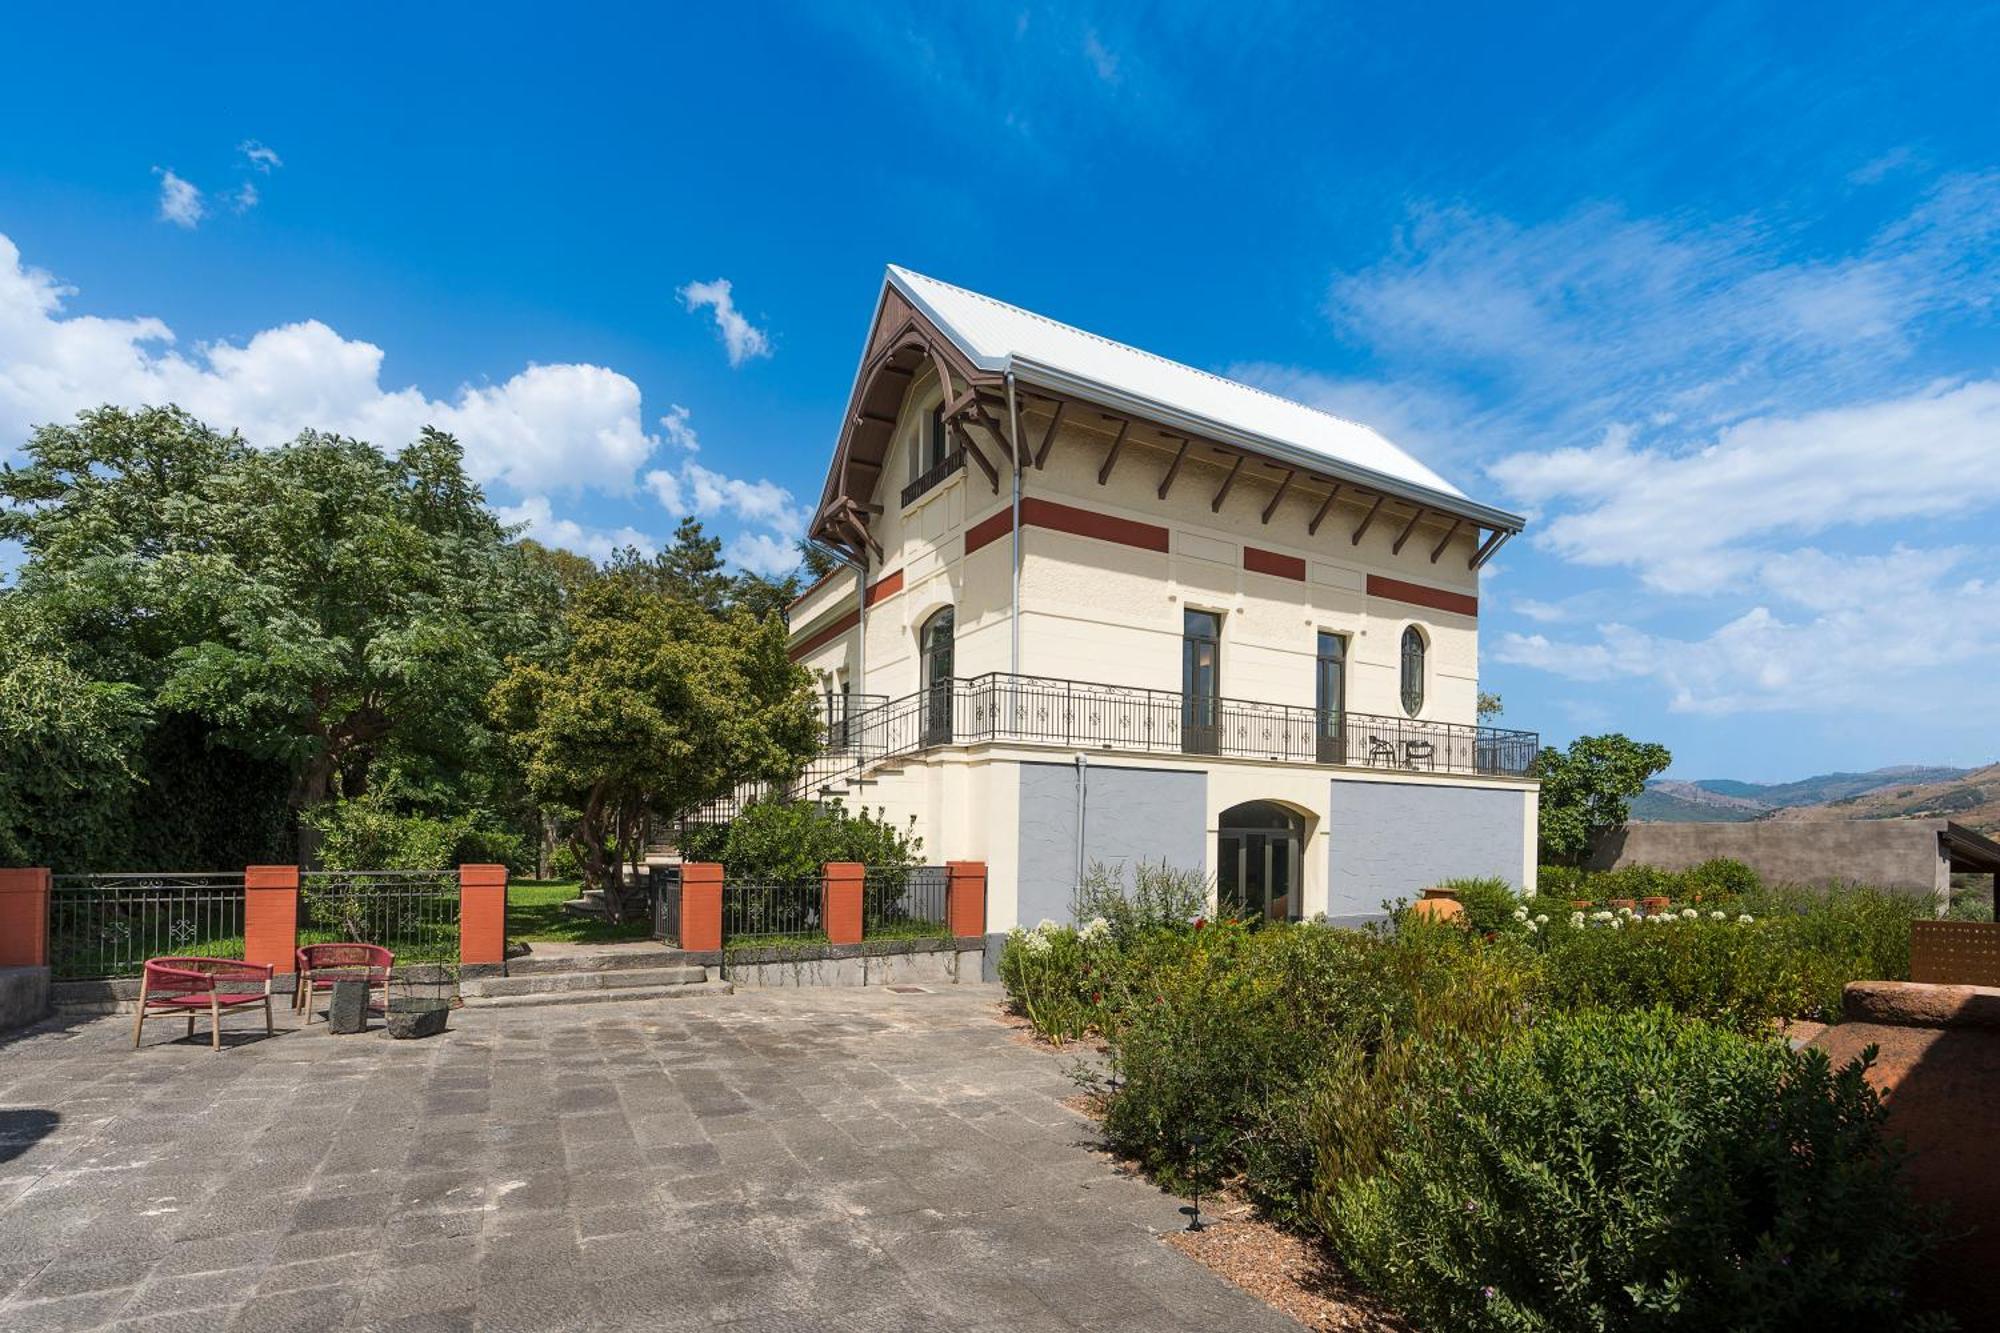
(1590, 820, 1951, 900)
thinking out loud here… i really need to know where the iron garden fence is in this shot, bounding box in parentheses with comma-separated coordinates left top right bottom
(298, 869, 461, 964)
(47, 872, 247, 979)
(862, 865, 951, 941)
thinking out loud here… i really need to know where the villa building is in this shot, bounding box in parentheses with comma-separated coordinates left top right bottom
(782, 267, 1540, 950)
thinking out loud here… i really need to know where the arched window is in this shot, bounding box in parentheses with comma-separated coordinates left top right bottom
(920, 607, 955, 745)
(1400, 625, 1426, 717)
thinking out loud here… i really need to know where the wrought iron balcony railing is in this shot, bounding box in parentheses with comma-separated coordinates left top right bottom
(795, 672, 1539, 796)
(899, 448, 965, 507)
(680, 673, 1538, 827)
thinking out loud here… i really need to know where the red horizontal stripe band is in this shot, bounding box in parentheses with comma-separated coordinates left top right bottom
(1243, 546, 1306, 581)
(1367, 574, 1477, 617)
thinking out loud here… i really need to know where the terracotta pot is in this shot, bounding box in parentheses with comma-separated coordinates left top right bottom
(1641, 896, 1672, 914)
(1571, 899, 1594, 910)
(1609, 898, 1637, 912)
(1409, 888, 1467, 926)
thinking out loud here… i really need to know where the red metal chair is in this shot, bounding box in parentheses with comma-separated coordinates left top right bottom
(134, 958, 275, 1050)
(293, 943, 394, 1023)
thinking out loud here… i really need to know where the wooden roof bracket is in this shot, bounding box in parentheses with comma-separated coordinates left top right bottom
(1308, 482, 1343, 536)
(1211, 453, 1245, 513)
(1351, 492, 1387, 545)
(1391, 506, 1427, 556)
(1157, 437, 1191, 500)
(950, 421, 1001, 493)
(1261, 468, 1296, 525)
(1032, 401, 1067, 469)
(1469, 528, 1511, 570)
(1429, 517, 1463, 563)
(1096, 419, 1131, 486)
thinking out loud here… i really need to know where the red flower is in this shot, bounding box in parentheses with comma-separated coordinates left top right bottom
(1194, 917, 1207, 930)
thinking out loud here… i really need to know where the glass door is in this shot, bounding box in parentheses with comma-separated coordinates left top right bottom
(1182, 609, 1220, 755)
(1217, 801, 1304, 922)
(1315, 631, 1346, 764)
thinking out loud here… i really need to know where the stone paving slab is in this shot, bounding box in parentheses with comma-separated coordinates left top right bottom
(0, 986, 1297, 1331)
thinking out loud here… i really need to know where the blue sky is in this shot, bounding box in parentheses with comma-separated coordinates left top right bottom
(3, 2, 1997, 780)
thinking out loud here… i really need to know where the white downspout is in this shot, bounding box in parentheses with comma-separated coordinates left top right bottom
(1007, 370, 1023, 676)
(1073, 752, 1089, 907)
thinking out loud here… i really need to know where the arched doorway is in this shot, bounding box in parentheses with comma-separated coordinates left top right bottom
(1218, 801, 1305, 922)
(920, 606, 954, 746)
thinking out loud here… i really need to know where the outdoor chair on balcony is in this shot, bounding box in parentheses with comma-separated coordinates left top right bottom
(294, 943, 394, 1023)
(1402, 739, 1436, 769)
(1367, 735, 1398, 767)
(134, 957, 275, 1051)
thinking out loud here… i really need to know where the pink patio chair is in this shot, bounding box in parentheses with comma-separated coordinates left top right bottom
(293, 943, 394, 1023)
(134, 957, 275, 1051)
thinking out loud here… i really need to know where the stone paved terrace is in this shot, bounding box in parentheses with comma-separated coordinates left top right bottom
(0, 985, 1297, 1332)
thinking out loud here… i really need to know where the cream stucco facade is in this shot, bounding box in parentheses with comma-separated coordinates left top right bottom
(775, 271, 1539, 945)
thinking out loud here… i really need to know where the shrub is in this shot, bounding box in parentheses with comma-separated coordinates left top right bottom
(1073, 859, 1210, 943)
(1326, 1008, 1944, 1332)
(305, 793, 526, 873)
(701, 798, 921, 880)
(1441, 876, 1523, 935)
(997, 920, 1105, 1045)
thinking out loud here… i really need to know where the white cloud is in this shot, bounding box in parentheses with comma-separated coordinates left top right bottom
(1494, 547, 2000, 719)
(1491, 380, 2000, 594)
(154, 168, 203, 228)
(496, 495, 652, 563)
(231, 182, 259, 214)
(659, 403, 698, 451)
(238, 140, 282, 173)
(677, 278, 772, 367)
(0, 231, 653, 494)
(1083, 30, 1120, 84)
(725, 530, 801, 577)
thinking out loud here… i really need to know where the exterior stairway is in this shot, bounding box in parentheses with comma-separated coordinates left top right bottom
(459, 941, 730, 1010)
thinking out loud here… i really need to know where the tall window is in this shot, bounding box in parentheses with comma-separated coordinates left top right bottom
(921, 607, 955, 745)
(1400, 625, 1427, 717)
(1182, 609, 1221, 754)
(908, 404, 947, 479)
(1315, 631, 1347, 763)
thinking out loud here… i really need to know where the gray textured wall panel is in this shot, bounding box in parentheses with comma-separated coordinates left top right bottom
(1017, 763, 1208, 925)
(1326, 780, 1528, 918)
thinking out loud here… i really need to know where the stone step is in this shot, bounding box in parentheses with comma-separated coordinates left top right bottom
(459, 965, 709, 999)
(504, 947, 697, 976)
(461, 979, 733, 1010)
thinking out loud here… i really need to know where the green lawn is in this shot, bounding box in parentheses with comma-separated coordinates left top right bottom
(507, 879, 652, 945)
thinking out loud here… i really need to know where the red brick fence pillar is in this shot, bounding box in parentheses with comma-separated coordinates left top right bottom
(0, 868, 50, 967)
(244, 865, 300, 975)
(947, 861, 987, 939)
(679, 863, 723, 952)
(458, 864, 509, 966)
(823, 862, 864, 946)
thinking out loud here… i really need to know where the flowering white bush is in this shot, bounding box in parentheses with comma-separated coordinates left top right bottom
(1681, 908, 1699, 921)
(1710, 910, 1726, 922)
(1513, 906, 1529, 922)
(1569, 911, 1586, 928)
(1079, 916, 1111, 944)
(1534, 914, 1548, 926)
(1738, 913, 1755, 925)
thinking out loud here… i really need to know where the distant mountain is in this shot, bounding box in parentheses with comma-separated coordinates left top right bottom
(1633, 765, 1979, 824)
(1630, 780, 1769, 823)
(1769, 762, 2000, 835)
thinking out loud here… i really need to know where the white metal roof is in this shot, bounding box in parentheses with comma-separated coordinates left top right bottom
(886, 266, 1519, 528)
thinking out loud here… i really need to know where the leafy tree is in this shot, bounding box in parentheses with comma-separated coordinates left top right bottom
(0, 601, 149, 868)
(1532, 732, 1672, 864)
(604, 516, 800, 620)
(2, 408, 551, 851)
(798, 538, 842, 582)
(489, 579, 817, 918)
(1475, 690, 1503, 720)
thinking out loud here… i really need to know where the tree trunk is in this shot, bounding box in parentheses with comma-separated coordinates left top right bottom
(578, 784, 624, 925)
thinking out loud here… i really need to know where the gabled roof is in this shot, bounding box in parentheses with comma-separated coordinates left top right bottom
(888, 267, 1519, 528)
(810, 266, 1524, 553)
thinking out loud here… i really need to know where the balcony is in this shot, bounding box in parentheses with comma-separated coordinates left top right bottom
(796, 672, 1539, 796)
(899, 447, 964, 508)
